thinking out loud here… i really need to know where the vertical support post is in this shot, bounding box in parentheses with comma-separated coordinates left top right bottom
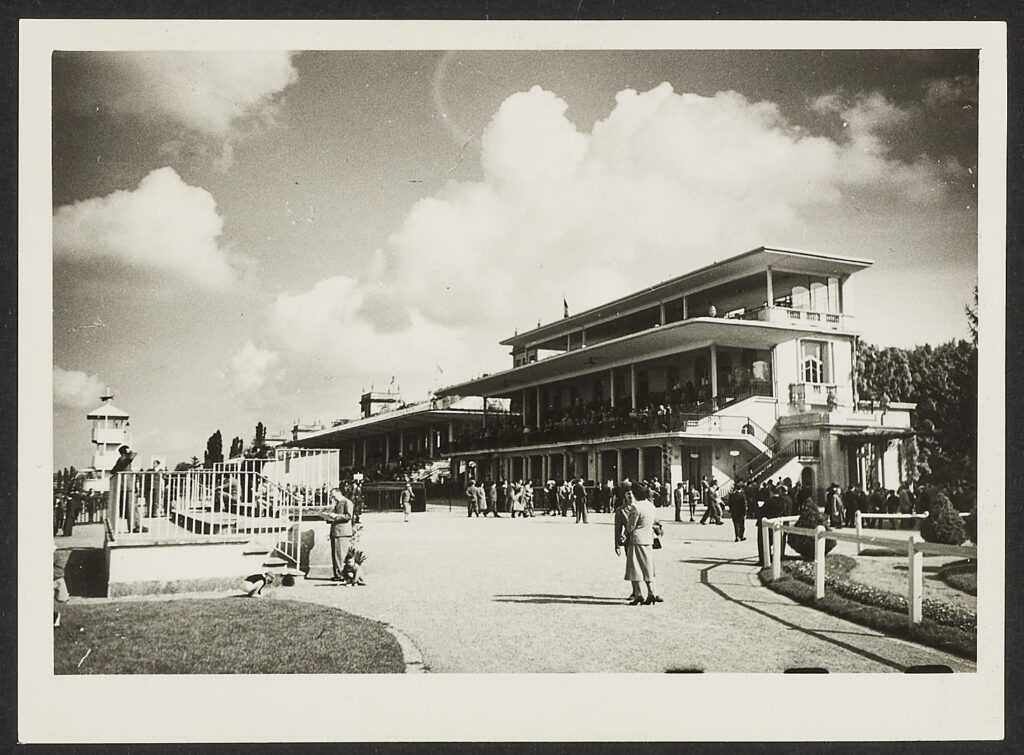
(814, 525, 827, 600)
(609, 369, 616, 409)
(907, 534, 923, 627)
(616, 449, 623, 482)
(771, 522, 783, 581)
(536, 386, 542, 429)
(630, 363, 637, 410)
(710, 344, 719, 405)
(637, 446, 645, 481)
(855, 510, 863, 554)
(427, 425, 435, 459)
(581, 327, 587, 348)
(766, 266, 774, 308)
(760, 518, 772, 568)
(362, 439, 367, 467)
(522, 389, 528, 427)
(682, 295, 688, 320)
(659, 302, 666, 325)
(385, 434, 391, 464)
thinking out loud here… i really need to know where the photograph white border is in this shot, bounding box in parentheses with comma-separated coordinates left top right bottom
(19, 19, 1007, 743)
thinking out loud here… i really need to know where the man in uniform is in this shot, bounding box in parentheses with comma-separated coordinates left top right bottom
(728, 485, 748, 542)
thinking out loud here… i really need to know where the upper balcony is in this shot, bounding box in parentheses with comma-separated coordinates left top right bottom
(502, 246, 870, 368)
(449, 395, 778, 457)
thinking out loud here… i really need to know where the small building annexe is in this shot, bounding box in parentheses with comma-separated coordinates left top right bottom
(434, 246, 914, 499)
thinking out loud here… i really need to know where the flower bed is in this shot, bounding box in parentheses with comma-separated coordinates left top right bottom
(759, 555, 976, 660)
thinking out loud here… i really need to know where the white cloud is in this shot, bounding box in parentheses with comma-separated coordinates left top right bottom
(54, 367, 105, 409)
(261, 83, 958, 404)
(53, 167, 239, 289)
(229, 340, 281, 396)
(75, 51, 298, 137)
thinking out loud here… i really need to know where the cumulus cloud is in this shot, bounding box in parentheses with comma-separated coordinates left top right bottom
(228, 340, 281, 395)
(68, 51, 298, 137)
(54, 367, 105, 409)
(261, 83, 957, 403)
(53, 167, 239, 289)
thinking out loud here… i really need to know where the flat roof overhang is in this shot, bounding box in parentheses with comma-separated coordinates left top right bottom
(439, 317, 850, 398)
(501, 245, 872, 348)
(285, 408, 486, 447)
(832, 427, 916, 441)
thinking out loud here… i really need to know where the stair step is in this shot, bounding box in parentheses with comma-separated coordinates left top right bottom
(262, 557, 288, 568)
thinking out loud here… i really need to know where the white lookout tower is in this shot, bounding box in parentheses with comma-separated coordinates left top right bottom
(86, 387, 131, 483)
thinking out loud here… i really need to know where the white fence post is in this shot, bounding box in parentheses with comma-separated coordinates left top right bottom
(907, 534, 923, 628)
(814, 525, 826, 600)
(855, 510, 863, 555)
(771, 522, 783, 581)
(761, 519, 772, 568)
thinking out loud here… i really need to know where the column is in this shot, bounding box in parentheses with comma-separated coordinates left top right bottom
(616, 449, 623, 482)
(522, 389, 528, 427)
(448, 421, 454, 445)
(351, 443, 357, 466)
(659, 302, 666, 325)
(542, 455, 549, 482)
(682, 295, 689, 320)
(581, 328, 587, 348)
(710, 344, 718, 403)
(766, 266, 774, 307)
(536, 386, 542, 427)
(637, 446, 645, 481)
(385, 434, 391, 463)
(630, 363, 637, 409)
(362, 439, 367, 467)
(482, 396, 487, 428)
(595, 449, 602, 483)
(427, 425, 435, 458)
(609, 368, 616, 408)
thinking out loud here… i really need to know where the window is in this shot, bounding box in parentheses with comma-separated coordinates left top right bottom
(801, 341, 831, 384)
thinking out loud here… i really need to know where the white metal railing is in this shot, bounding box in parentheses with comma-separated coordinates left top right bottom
(760, 516, 977, 628)
(105, 448, 341, 570)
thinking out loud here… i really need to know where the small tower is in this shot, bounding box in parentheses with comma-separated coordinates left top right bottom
(86, 387, 131, 482)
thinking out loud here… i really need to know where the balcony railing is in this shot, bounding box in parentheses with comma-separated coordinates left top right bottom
(451, 409, 776, 454)
(790, 382, 838, 406)
(730, 305, 850, 330)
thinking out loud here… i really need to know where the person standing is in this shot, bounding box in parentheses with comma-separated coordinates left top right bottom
(573, 478, 589, 524)
(673, 482, 685, 522)
(728, 486, 748, 541)
(400, 481, 413, 522)
(61, 491, 81, 538)
(323, 485, 355, 581)
(619, 485, 662, 605)
(465, 479, 481, 517)
(109, 445, 143, 533)
(485, 480, 501, 517)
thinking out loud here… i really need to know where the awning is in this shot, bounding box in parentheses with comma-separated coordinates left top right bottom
(833, 427, 915, 441)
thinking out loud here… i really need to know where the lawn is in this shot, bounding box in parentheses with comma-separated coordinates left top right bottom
(758, 556, 976, 660)
(937, 560, 977, 596)
(55, 597, 406, 674)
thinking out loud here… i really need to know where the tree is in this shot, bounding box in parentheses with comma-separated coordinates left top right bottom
(229, 436, 244, 459)
(204, 430, 223, 469)
(174, 461, 193, 472)
(250, 421, 270, 459)
(965, 285, 978, 346)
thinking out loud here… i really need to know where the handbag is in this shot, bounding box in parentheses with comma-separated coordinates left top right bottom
(652, 536, 662, 550)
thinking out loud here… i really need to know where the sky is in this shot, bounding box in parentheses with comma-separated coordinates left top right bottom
(51, 49, 979, 470)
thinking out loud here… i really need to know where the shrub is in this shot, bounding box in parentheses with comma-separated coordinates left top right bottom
(787, 501, 837, 560)
(920, 493, 967, 545)
(964, 505, 977, 544)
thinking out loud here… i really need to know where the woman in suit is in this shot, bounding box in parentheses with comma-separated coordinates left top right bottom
(617, 484, 663, 605)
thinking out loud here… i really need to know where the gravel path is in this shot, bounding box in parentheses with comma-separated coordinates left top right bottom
(281, 507, 975, 673)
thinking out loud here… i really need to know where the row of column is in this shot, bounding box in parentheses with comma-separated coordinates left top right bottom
(345, 421, 456, 468)
(517, 344, 722, 426)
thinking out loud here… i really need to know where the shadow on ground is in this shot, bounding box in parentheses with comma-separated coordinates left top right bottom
(58, 548, 106, 598)
(493, 593, 625, 606)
